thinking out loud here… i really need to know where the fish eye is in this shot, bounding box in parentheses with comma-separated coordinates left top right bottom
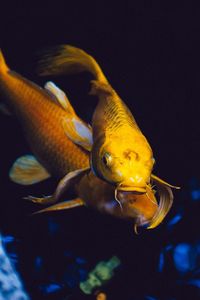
(102, 152, 112, 167)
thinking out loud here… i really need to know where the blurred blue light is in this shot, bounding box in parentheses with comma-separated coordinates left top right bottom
(173, 243, 192, 273)
(165, 244, 173, 251)
(78, 268, 88, 281)
(191, 189, 200, 201)
(158, 252, 165, 272)
(40, 283, 62, 294)
(48, 219, 60, 235)
(167, 213, 182, 228)
(2, 235, 15, 244)
(35, 256, 43, 271)
(76, 257, 87, 265)
(187, 279, 200, 288)
(145, 296, 157, 300)
(0, 235, 30, 299)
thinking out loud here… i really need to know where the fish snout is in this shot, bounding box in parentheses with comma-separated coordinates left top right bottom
(118, 175, 150, 193)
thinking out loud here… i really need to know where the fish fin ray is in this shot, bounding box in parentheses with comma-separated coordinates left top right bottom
(147, 183, 173, 229)
(24, 195, 54, 205)
(38, 45, 108, 83)
(32, 198, 85, 214)
(44, 81, 75, 114)
(9, 155, 50, 185)
(147, 174, 180, 229)
(62, 117, 93, 151)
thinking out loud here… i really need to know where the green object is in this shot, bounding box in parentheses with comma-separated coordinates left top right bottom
(80, 256, 121, 294)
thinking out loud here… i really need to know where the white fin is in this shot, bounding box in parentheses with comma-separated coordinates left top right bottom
(9, 155, 50, 185)
(62, 117, 93, 151)
(33, 198, 85, 214)
(44, 81, 93, 151)
(44, 81, 75, 114)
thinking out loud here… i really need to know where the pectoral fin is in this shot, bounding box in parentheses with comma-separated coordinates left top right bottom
(54, 168, 90, 201)
(26, 168, 89, 205)
(44, 81, 75, 114)
(44, 81, 93, 151)
(9, 155, 50, 185)
(33, 198, 85, 214)
(62, 117, 93, 151)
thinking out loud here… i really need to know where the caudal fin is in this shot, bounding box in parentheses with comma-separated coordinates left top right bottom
(0, 50, 9, 74)
(38, 45, 108, 83)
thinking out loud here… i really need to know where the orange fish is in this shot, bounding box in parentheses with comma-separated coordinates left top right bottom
(0, 50, 175, 231)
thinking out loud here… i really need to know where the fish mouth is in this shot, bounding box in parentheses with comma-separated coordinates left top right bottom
(117, 185, 146, 193)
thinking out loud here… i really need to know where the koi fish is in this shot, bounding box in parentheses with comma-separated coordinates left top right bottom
(37, 45, 179, 198)
(0, 50, 176, 231)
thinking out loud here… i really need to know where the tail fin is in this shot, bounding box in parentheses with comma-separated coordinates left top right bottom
(0, 50, 9, 74)
(38, 45, 108, 84)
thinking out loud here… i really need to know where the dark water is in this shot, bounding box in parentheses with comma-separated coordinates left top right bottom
(0, 3, 200, 299)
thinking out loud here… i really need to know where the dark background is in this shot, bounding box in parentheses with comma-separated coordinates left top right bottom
(0, 2, 199, 300)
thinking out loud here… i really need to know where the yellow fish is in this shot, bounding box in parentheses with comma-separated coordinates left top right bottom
(0, 51, 175, 231)
(38, 45, 178, 197)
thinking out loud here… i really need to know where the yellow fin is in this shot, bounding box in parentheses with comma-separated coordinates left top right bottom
(9, 155, 50, 185)
(44, 81, 75, 114)
(38, 45, 108, 83)
(33, 198, 85, 214)
(147, 184, 173, 229)
(147, 173, 180, 229)
(62, 117, 93, 151)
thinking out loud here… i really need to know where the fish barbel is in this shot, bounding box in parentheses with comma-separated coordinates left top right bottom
(0, 50, 177, 231)
(37, 45, 155, 194)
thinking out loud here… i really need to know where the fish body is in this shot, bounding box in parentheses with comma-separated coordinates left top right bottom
(0, 50, 89, 178)
(0, 50, 176, 230)
(90, 80, 154, 192)
(37, 45, 154, 193)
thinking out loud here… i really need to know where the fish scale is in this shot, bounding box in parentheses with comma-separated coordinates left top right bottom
(100, 91, 139, 134)
(0, 58, 89, 179)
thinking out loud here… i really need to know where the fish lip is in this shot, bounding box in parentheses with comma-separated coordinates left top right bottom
(117, 186, 146, 193)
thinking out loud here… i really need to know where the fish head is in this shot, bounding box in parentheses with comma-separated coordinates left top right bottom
(117, 186, 158, 228)
(117, 177, 176, 232)
(91, 135, 155, 193)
